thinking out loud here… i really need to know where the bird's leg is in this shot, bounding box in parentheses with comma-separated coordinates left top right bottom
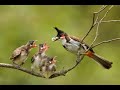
(76, 48, 85, 63)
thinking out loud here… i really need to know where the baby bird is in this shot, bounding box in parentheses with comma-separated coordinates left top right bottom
(10, 40, 37, 67)
(41, 56, 57, 78)
(31, 43, 49, 73)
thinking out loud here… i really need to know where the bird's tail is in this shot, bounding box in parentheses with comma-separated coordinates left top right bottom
(86, 51, 113, 69)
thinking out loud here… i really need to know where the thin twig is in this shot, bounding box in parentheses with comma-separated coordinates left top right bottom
(0, 63, 46, 78)
(94, 5, 107, 24)
(90, 22, 100, 48)
(86, 5, 114, 52)
(91, 38, 120, 48)
(101, 20, 120, 23)
(100, 5, 114, 22)
(81, 5, 108, 42)
(49, 55, 84, 79)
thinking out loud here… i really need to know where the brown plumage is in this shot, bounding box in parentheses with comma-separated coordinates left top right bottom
(31, 43, 57, 74)
(10, 40, 37, 66)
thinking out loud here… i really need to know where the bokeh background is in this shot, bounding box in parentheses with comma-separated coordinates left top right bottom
(0, 5, 120, 85)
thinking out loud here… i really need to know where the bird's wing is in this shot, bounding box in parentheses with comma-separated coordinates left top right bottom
(31, 53, 38, 63)
(70, 36, 94, 53)
(10, 45, 25, 60)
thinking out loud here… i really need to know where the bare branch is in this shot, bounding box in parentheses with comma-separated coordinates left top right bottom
(90, 22, 100, 48)
(81, 5, 108, 42)
(0, 56, 85, 79)
(0, 63, 46, 78)
(86, 5, 114, 52)
(91, 38, 120, 48)
(101, 20, 120, 23)
(94, 5, 107, 24)
(100, 5, 114, 22)
(49, 55, 84, 79)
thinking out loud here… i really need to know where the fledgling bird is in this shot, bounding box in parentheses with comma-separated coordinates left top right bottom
(41, 56, 57, 72)
(10, 40, 37, 67)
(52, 27, 113, 69)
(31, 43, 50, 73)
(41, 56, 57, 78)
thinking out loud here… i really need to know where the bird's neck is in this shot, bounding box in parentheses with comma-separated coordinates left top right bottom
(41, 52, 46, 57)
(61, 36, 71, 45)
(61, 38, 67, 45)
(39, 50, 46, 57)
(65, 35, 70, 42)
(24, 45, 31, 52)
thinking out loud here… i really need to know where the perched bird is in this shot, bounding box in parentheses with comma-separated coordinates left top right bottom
(41, 56, 57, 72)
(52, 27, 113, 69)
(41, 56, 57, 78)
(31, 43, 50, 73)
(10, 40, 37, 67)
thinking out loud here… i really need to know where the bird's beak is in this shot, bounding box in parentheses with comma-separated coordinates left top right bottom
(32, 40, 38, 48)
(52, 36, 59, 42)
(44, 43, 49, 49)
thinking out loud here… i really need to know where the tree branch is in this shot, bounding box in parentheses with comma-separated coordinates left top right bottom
(81, 5, 108, 42)
(0, 63, 46, 78)
(86, 5, 114, 52)
(49, 55, 84, 79)
(91, 38, 120, 48)
(101, 20, 120, 23)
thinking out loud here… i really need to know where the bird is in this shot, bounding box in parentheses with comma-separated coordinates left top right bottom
(42, 56, 56, 73)
(31, 43, 51, 73)
(41, 56, 57, 78)
(51, 27, 113, 69)
(10, 40, 37, 67)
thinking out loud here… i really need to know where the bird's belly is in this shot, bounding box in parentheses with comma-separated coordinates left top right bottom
(14, 55, 27, 65)
(63, 43, 85, 55)
(63, 44, 79, 54)
(33, 57, 41, 68)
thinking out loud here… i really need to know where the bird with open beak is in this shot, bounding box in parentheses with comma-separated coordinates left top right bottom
(52, 27, 113, 69)
(31, 43, 51, 73)
(10, 40, 37, 67)
(41, 56, 57, 78)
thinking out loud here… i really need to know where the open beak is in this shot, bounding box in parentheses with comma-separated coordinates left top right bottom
(52, 59, 57, 64)
(32, 40, 38, 48)
(45, 44, 49, 48)
(43, 43, 49, 50)
(52, 36, 59, 42)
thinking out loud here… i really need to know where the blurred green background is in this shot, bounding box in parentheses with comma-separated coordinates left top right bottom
(0, 5, 120, 85)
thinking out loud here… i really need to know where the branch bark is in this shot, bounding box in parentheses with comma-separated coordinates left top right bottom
(91, 38, 120, 48)
(0, 63, 46, 78)
(49, 55, 84, 79)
